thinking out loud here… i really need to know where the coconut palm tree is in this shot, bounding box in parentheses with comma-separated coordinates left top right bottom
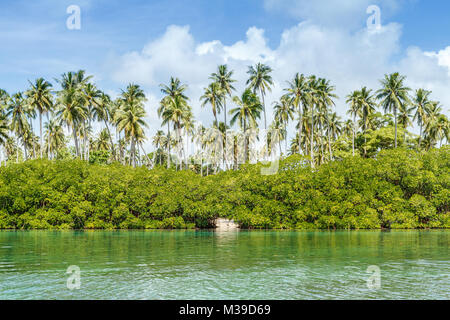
(44, 119, 65, 159)
(210, 65, 236, 135)
(412, 89, 433, 149)
(357, 87, 377, 156)
(115, 84, 148, 167)
(325, 112, 342, 160)
(376, 73, 411, 148)
(284, 73, 310, 155)
(7, 92, 30, 161)
(55, 71, 90, 158)
(92, 92, 116, 160)
(210, 65, 236, 169)
(346, 90, 360, 156)
(273, 95, 295, 155)
(0, 113, 9, 165)
(229, 89, 263, 162)
(398, 103, 414, 144)
(26, 78, 53, 159)
(246, 63, 273, 132)
(152, 130, 167, 166)
(200, 82, 223, 126)
(159, 77, 188, 169)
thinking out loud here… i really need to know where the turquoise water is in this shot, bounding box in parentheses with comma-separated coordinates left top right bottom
(0, 230, 448, 300)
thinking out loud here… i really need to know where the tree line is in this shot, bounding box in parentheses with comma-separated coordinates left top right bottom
(0, 65, 448, 172)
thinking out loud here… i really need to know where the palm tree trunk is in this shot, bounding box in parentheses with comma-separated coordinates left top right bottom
(167, 123, 171, 169)
(298, 102, 302, 154)
(223, 96, 228, 170)
(328, 130, 333, 161)
(244, 122, 248, 163)
(352, 114, 356, 156)
(39, 111, 43, 159)
(103, 120, 116, 161)
(394, 106, 398, 148)
(47, 113, 50, 160)
(419, 122, 423, 150)
(72, 125, 79, 158)
(310, 105, 314, 168)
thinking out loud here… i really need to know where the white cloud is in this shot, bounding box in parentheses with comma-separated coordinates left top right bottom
(107, 15, 450, 151)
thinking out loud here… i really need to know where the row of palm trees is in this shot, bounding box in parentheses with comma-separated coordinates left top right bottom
(0, 65, 448, 172)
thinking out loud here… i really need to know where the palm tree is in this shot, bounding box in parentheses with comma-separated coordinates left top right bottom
(376, 73, 411, 148)
(229, 88, 263, 162)
(284, 73, 309, 155)
(159, 77, 188, 169)
(92, 92, 116, 160)
(55, 71, 90, 158)
(325, 112, 342, 160)
(398, 103, 414, 144)
(152, 130, 167, 166)
(210, 65, 236, 134)
(115, 84, 148, 167)
(268, 119, 285, 157)
(0, 113, 9, 165)
(44, 119, 65, 159)
(346, 90, 360, 156)
(273, 95, 294, 155)
(200, 82, 223, 126)
(412, 89, 433, 149)
(7, 93, 30, 161)
(246, 63, 273, 132)
(26, 78, 53, 159)
(357, 87, 377, 156)
(210, 65, 236, 168)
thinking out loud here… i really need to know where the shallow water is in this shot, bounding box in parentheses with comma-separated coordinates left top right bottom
(0, 230, 448, 299)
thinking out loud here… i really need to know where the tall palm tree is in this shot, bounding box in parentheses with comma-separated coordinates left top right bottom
(273, 95, 294, 155)
(116, 84, 148, 167)
(7, 93, 31, 161)
(229, 88, 263, 162)
(159, 77, 188, 169)
(325, 112, 342, 160)
(92, 92, 116, 160)
(376, 73, 411, 148)
(44, 119, 65, 159)
(210, 65, 236, 134)
(55, 71, 91, 158)
(346, 90, 360, 156)
(357, 87, 377, 156)
(284, 73, 309, 155)
(412, 89, 433, 149)
(152, 130, 167, 166)
(200, 82, 223, 126)
(210, 65, 236, 168)
(0, 113, 9, 165)
(398, 103, 414, 144)
(246, 63, 273, 131)
(26, 78, 53, 159)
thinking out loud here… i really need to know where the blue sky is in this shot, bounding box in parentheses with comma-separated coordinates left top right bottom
(0, 0, 449, 141)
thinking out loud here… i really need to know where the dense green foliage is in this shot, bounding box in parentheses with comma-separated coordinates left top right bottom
(0, 148, 448, 230)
